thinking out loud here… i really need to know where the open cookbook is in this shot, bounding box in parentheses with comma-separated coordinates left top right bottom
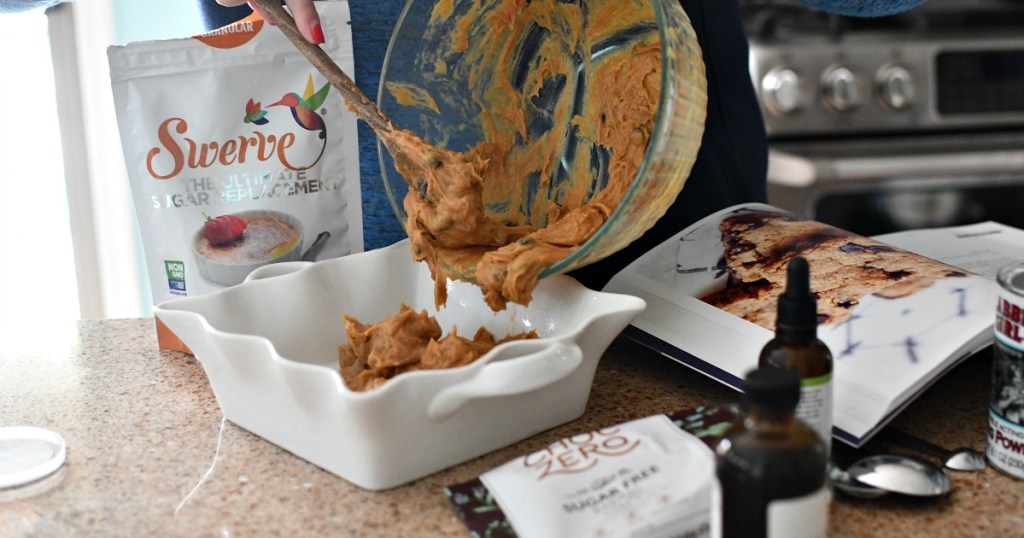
(604, 202, 1024, 446)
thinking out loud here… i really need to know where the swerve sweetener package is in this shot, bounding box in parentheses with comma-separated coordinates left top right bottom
(108, 2, 362, 350)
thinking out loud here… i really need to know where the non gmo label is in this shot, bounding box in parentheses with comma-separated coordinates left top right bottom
(165, 260, 187, 295)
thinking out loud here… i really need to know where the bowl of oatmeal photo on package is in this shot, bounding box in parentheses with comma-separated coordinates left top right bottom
(192, 209, 304, 286)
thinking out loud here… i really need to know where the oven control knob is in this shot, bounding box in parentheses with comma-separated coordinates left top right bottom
(761, 66, 803, 116)
(821, 65, 864, 112)
(876, 64, 916, 110)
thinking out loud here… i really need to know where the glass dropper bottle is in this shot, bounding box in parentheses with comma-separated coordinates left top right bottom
(759, 256, 834, 451)
(716, 366, 830, 538)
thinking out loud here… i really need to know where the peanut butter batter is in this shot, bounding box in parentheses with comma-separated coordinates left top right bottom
(339, 303, 537, 391)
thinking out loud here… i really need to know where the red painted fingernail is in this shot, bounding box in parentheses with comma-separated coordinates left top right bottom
(311, 23, 325, 45)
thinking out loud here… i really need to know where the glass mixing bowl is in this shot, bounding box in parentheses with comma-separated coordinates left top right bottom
(377, 0, 706, 279)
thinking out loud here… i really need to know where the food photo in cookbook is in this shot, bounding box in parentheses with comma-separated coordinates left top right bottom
(701, 208, 969, 329)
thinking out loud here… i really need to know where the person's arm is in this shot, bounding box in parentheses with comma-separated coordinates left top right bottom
(217, 0, 322, 43)
(0, 0, 62, 13)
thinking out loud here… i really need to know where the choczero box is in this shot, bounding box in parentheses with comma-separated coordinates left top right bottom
(108, 2, 361, 351)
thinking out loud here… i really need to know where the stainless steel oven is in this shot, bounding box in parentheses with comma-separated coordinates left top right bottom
(742, 0, 1024, 235)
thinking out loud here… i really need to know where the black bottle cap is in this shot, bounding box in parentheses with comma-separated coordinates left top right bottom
(743, 366, 801, 410)
(775, 256, 818, 343)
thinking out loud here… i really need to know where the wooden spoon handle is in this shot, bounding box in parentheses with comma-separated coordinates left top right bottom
(248, 0, 393, 135)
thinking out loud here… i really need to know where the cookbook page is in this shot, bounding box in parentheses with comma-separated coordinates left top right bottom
(605, 203, 1000, 445)
(875, 221, 1024, 279)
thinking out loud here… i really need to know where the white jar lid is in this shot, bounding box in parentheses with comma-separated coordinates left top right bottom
(0, 426, 67, 489)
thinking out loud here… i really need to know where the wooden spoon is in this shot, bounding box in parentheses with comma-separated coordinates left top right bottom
(248, 0, 391, 136)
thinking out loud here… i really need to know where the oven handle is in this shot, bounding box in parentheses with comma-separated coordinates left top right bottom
(768, 148, 1024, 187)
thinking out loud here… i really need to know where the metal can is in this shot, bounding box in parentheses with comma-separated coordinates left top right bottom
(990, 262, 1024, 479)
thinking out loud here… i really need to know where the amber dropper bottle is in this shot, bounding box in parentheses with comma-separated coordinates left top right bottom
(759, 256, 834, 451)
(716, 367, 830, 538)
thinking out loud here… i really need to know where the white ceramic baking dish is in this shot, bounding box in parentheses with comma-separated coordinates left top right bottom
(155, 240, 645, 490)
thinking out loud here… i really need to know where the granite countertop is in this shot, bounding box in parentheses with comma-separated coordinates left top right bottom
(2, 318, 1021, 536)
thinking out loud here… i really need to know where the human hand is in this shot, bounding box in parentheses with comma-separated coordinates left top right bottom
(217, 0, 324, 44)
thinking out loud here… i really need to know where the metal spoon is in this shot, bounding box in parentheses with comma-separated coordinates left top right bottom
(881, 428, 987, 472)
(828, 463, 888, 499)
(299, 231, 331, 262)
(846, 454, 952, 497)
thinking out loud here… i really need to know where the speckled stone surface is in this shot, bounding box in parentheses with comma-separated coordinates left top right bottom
(2, 319, 1021, 536)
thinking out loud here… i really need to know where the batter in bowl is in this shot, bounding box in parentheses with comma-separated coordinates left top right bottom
(398, 0, 665, 311)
